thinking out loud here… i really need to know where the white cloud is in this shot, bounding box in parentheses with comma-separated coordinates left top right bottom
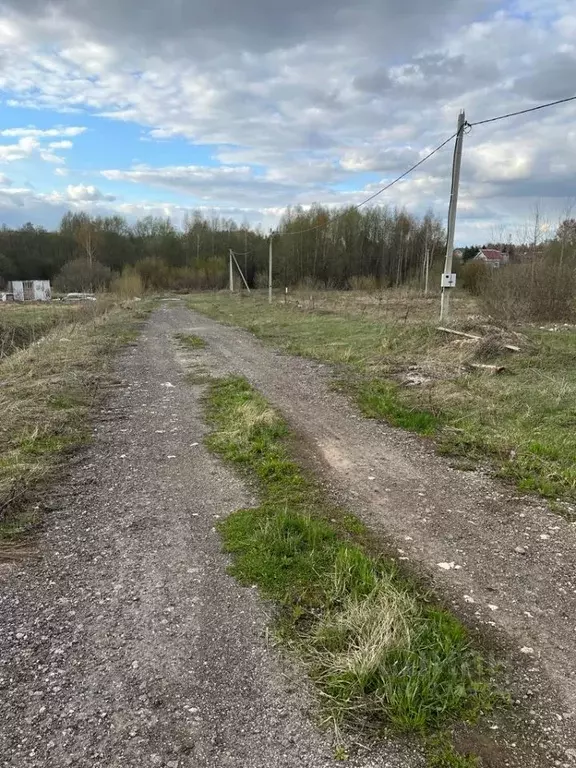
(40, 151, 66, 164)
(0, 126, 87, 138)
(0, 125, 81, 166)
(65, 184, 116, 202)
(101, 163, 325, 207)
(340, 147, 420, 173)
(48, 140, 73, 149)
(0, 137, 40, 163)
(0, 2, 574, 241)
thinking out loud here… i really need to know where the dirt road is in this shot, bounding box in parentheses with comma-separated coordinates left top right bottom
(177, 304, 576, 753)
(0, 305, 421, 768)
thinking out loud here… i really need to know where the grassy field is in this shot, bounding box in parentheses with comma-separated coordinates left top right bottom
(0, 302, 93, 359)
(189, 291, 576, 506)
(0, 299, 149, 544)
(205, 376, 503, 767)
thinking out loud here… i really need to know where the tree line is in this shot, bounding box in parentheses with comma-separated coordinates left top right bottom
(0, 206, 447, 293)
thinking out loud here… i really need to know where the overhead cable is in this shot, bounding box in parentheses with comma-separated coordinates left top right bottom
(269, 93, 576, 239)
(275, 130, 458, 237)
(468, 95, 576, 127)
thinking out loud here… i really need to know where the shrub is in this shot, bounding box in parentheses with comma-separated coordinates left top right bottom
(479, 259, 576, 323)
(134, 257, 171, 291)
(134, 257, 227, 292)
(460, 261, 489, 295)
(111, 267, 144, 298)
(254, 271, 269, 289)
(54, 258, 112, 293)
(348, 275, 379, 292)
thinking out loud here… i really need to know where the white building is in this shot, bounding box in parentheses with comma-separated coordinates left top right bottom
(9, 280, 52, 302)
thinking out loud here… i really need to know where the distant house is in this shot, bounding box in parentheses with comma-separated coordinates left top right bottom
(472, 248, 509, 268)
(9, 280, 52, 302)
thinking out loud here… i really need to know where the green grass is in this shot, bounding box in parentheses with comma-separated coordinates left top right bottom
(174, 332, 207, 349)
(190, 293, 576, 504)
(0, 300, 147, 541)
(355, 379, 441, 435)
(205, 376, 501, 765)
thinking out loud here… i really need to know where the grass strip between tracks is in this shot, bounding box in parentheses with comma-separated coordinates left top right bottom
(204, 375, 504, 767)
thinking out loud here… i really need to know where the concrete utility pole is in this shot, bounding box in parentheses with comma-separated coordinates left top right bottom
(440, 110, 466, 322)
(244, 229, 248, 277)
(229, 249, 234, 293)
(423, 221, 430, 295)
(268, 236, 273, 305)
(230, 250, 251, 292)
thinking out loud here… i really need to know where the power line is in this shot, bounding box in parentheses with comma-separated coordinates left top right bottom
(274, 129, 458, 237)
(262, 94, 576, 241)
(468, 95, 576, 127)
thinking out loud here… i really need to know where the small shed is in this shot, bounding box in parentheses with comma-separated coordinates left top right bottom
(9, 280, 52, 302)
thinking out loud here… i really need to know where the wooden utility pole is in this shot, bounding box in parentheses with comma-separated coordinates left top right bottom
(440, 110, 466, 321)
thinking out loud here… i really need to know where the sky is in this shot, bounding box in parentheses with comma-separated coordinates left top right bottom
(0, 0, 575, 244)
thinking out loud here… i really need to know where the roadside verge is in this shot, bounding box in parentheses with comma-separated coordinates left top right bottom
(0, 300, 150, 545)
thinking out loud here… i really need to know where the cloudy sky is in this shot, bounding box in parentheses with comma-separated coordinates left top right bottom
(0, 0, 575, 243)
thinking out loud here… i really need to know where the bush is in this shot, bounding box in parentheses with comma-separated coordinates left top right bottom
(170, 259, 227, 291)
(254, 271, 269, 290)
(134, 257, 171, 291)
(348, 275, 379, 292)
(460, 261, 489, 295)
(134, 257, 227, 292)
(54, 258, 112, 293)
(111, 267, 144, 298)
(480, 259, 576, 323)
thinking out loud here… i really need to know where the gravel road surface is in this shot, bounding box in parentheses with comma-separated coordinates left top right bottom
(180, 302, 576, 761)
(0, 305, 422, 768)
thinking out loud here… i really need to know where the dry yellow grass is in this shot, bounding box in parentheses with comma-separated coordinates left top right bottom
(0, 301, 143, 540)
(283, 287, 480, 326)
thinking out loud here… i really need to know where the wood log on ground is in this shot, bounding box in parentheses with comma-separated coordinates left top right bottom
(437, 326, 520, 352)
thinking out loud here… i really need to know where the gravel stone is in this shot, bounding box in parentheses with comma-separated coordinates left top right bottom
(180, 303, 576, 760)
(0, 306, 421, 768)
